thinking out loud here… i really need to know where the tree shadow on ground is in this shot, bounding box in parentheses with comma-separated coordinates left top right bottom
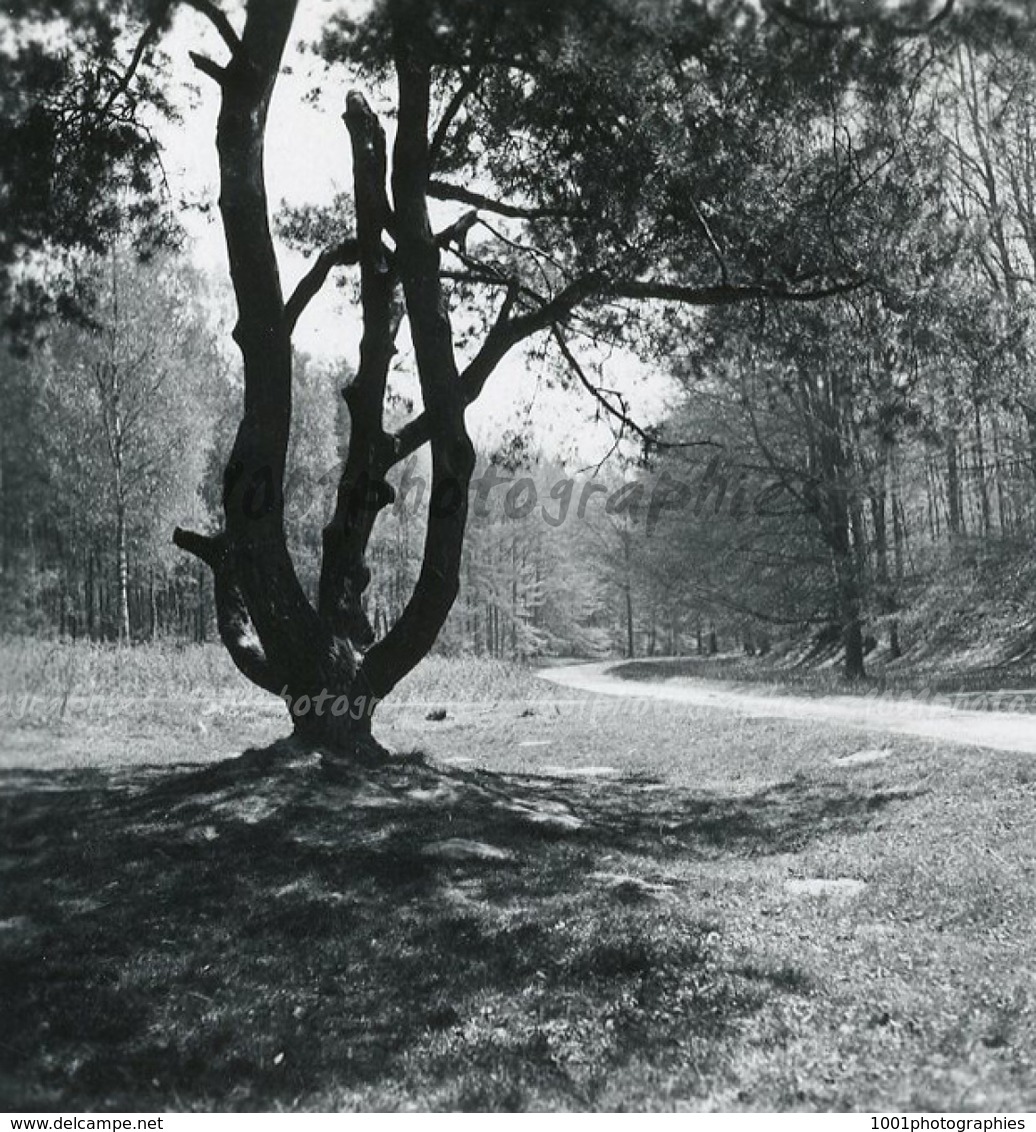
(0, 742, 917, 1111)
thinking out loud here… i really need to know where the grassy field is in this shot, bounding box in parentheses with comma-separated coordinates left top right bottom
(1, 641, 1035, 1111)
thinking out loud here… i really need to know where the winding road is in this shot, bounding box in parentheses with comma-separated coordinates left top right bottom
(538, 661, 1036, 755)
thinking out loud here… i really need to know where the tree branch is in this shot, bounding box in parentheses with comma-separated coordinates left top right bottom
(763, 0, 955, 36)
(610, 276, 865, 306)
(284, 238, 360, 335)
(203, 0, 344, 701)
(392, 263, 862, 465)
(360, 20, 478, 698)
(99, 3, 172, 119)
(440, 267, 512, 289)
(476, 216, 569, 279)
(392, 274, 598, 462)
(434, 209, 478, 251)
(427, 179, 575, 220)
(550, 326, 723, 453)
(689, 197, 730, 286)
(173, 526, 224, 569)
(317, 91, 400, 645)
(174, 527, 282, 695)
(182, 0, 242, 55)
(429, 65, 482, 167)
(189, 51, 228, 85)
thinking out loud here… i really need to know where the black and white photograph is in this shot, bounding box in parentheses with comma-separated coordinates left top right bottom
(1, 0, 1035, 1116)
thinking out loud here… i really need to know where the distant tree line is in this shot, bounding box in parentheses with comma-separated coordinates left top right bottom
(0, 246, 350, 645)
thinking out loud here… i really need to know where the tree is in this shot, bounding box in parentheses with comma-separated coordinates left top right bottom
(635, 38, 1036, 681)
(3, 246, 222, 642)
(0, 0, 179, 334)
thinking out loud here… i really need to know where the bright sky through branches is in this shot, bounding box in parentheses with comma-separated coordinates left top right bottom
(155, 0, 670, 464)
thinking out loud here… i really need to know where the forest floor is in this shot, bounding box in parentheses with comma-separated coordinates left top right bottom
(1, 643, 1035, 1111)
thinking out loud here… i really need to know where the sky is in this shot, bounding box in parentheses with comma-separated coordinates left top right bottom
(155, 0, 675, 465)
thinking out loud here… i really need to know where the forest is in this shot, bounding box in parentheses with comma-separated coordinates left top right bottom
(3, 0, 1036, 690)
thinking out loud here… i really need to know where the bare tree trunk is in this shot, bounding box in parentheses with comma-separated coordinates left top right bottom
(621, 528, 635, 658)
(870, 489, 888, 583)
(924, 453, 941, 543)
(990, 407, 1009, 534)
(624, 585, 635, 658)
(196, 561, 207, 643)
(832, 504, 865, 681)
(889, 442, 906, 585)
(946, 424, 963, 539)
(1018, 402, 1036, 496)
(115, 493, 130, 644)
(149, 565, 158, 641)
(973, 396, 992, 536)
(0, 414, 7, 576)
(86, 547, 95, 641)
(817, 424, 866, 682)
(58, 546, 68, 641)
(510, 536, 518, 659)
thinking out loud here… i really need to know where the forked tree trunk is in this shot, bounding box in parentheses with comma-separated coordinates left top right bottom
(174, 0, 476, 759)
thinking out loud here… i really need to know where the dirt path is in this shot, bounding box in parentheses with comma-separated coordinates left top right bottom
(538, 661, 1036, 755)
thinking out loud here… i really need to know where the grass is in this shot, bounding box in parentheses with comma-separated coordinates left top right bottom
(0, 639, 555, 712)
(1, 641, 1035, 1110)
(0, 641, 555, 771)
